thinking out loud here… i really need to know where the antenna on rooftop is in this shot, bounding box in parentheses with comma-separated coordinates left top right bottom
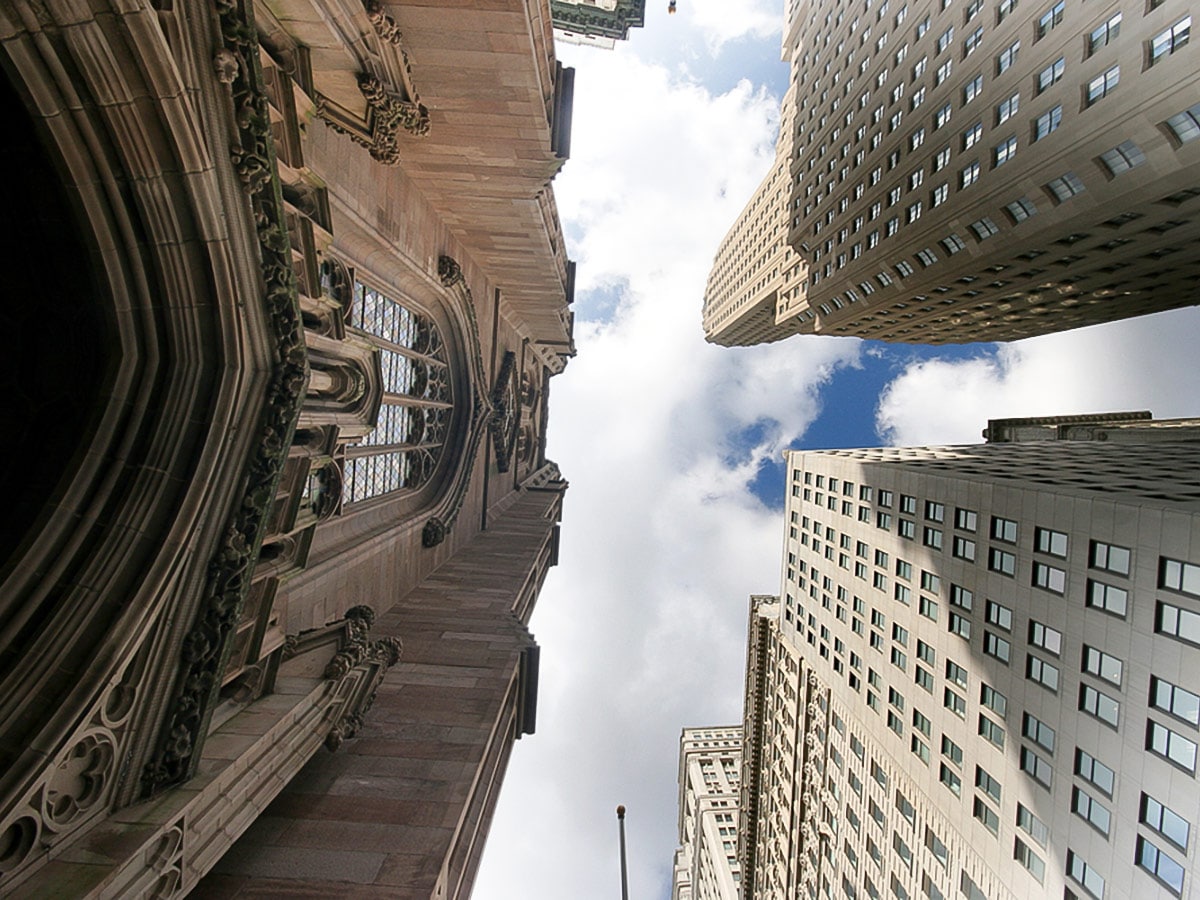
(617, 805, 629, 900)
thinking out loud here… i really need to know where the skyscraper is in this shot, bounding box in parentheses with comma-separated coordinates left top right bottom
(672, 726, 746, 900)
(0, 1, 573, 897)
(703, 8, 811, 347)
(739, 420, 1200, 899)
(703, 81, 809, 347)
(707, 0, 1200, 346)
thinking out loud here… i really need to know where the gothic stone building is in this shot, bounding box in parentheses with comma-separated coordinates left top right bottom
(0, 1, 575, 897)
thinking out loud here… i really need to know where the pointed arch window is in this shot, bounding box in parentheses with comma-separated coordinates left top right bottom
(344, 281, 452, 503)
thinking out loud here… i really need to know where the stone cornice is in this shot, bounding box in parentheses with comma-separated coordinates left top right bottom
(550, 0, 646, 38)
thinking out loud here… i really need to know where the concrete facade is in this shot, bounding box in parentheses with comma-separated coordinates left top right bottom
(0, 1, 573, 897)
(739, 427, 1200, 899)
(707, 0, 1200, 346)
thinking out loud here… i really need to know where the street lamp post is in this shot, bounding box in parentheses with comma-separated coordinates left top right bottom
(617, 805, 629, 900)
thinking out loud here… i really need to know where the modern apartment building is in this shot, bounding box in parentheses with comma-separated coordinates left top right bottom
(739, 422, 1200, 899)
(672, 726, 746, 900)
(707, 0, 1200, 346)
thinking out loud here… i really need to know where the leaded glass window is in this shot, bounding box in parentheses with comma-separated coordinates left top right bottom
(344, 281, 452, 503)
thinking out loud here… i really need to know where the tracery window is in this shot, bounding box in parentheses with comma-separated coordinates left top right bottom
(344, 281, 452, 503)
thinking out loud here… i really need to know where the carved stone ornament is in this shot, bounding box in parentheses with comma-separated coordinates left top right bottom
(422, 516, 447, 548)
(281, 633, 300, 660)
(309, 461, 343, 520)
(213, 48, 239, 84)
(488, 351, 520, 474)
(275, 605, 403, 753)
(437, 255, 464, 288)
(142, 0, 308, 795)
(321, 257, 354, 309)
(345, 604, 376, 629)
(43, 732, 116, 829)
(363, 0, 403, 44)
(322, 607, 402, 680)
(318, 74, 429, 166)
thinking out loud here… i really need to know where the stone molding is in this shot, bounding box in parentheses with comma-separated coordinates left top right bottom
(521, 460, 565, 491)
(550, 0, 646, 39)
(419, 255, 495, 547)
(142, 0, 308, 795)
(0, 0, 279, 883)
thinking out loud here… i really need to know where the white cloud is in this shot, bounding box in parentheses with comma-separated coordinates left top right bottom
(684, 0, 784, 49)
(555, 49, 780, 302)
(876, 307, 1200, 446)
(473, 43, 860, 900)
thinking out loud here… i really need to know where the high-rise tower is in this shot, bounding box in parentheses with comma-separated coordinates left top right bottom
(738, 418, 1200, 899)
(707, 0, 1200, 345)
(703, 79, 809, 346)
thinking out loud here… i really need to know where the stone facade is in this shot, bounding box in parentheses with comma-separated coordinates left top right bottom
(671, 726, 745, 900)
(0, 1, 573, 897)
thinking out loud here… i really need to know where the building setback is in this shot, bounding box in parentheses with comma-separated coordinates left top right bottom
(739, 417, 1200, 899)
(0, 1, 573, 897)
(707, 0, 1200, 346)
(672, 726, 746, 900)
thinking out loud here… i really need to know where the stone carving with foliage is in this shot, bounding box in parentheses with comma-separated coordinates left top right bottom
(143, 0, 307, 794)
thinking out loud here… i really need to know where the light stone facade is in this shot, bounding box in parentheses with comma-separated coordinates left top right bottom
(740, 427, 1200, 899)
(673, 726, 746, 900)
(0, 1, 573, 897)
(703, 79, 809, 346)
(707, 0, 1200, 346)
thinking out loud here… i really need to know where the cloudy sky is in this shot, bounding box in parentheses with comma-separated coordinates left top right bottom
(474, 1, 1200, 896)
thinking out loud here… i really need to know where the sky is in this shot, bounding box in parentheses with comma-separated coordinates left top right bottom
(473, 2, 1200, 897)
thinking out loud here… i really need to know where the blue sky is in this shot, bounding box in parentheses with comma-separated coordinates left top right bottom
(749, 340, 1001, 507)
(473, 3, 1200, 898)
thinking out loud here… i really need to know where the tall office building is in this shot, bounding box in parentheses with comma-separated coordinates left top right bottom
(703, 80, 810, 346)
(0, 1, 572, 897)
(672, 726, 746, 900)
(703, 3, 813, 347)
(739, 420, 1200, 899)
(707, 0, 1200, 346)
